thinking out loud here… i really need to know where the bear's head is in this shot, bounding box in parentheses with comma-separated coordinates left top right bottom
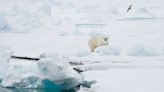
(102, 36, 109, 45)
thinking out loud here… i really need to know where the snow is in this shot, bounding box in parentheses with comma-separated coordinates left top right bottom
(0, 0, 164, 92)
(81, 68, 164, 92)
(0, 0, 163, 33)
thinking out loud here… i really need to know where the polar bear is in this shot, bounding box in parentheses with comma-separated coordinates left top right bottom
(88, 36, 109, 52)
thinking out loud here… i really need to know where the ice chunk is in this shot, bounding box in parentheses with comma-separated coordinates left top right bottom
(127, 45, 158, 56)
(0, 16, 11, 32)
(1, 53, 83, 91)
(38, 54, 83, 90)
(76, 49, 90, 57)
(95, 46, 121, 56)
(0, 61, 41, 88)
(78, 84, 99, 92)
(0, 45, 12, 79)
(157, 46, 164, 55)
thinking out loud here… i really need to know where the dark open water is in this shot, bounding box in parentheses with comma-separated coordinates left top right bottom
(0, 86, 75, 92)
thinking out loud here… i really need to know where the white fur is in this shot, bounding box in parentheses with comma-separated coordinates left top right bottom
(88, 36, 109, 52)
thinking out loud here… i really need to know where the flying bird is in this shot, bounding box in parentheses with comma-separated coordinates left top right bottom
(127, 4, 132, 12)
